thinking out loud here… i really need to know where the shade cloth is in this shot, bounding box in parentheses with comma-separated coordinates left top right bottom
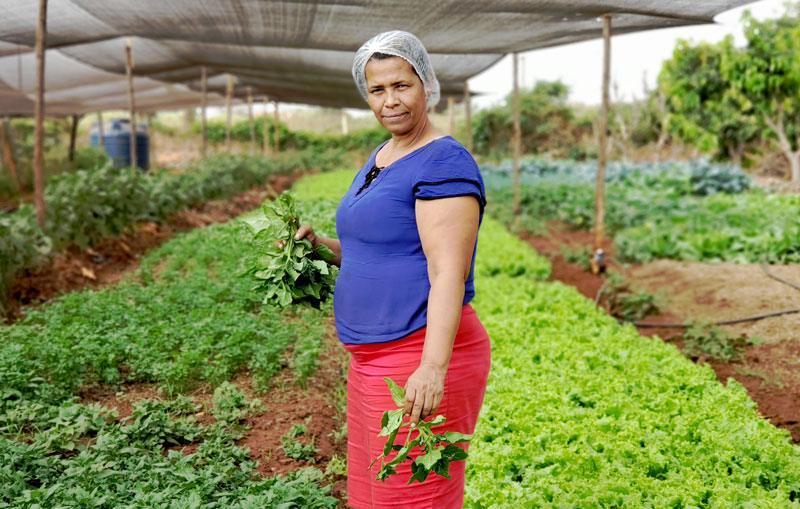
(0, 0, 757, 114)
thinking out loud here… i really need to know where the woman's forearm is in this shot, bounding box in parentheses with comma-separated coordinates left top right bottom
(419, 271, 466, 372)
(316, 236, 342, 267)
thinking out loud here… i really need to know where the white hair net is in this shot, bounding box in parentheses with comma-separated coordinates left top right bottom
(352, 30, 441, 109)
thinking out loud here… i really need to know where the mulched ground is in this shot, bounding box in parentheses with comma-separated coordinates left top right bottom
(523, 221, 800, 443)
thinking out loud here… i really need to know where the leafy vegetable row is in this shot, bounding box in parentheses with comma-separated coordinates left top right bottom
(463, 217, 800, 506)
(486, 168, 800, 264)
(0, 186, 343, 506)
(0, 151, 345, 316)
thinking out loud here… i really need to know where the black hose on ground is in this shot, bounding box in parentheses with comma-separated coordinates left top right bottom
(599, 263, 800, 329)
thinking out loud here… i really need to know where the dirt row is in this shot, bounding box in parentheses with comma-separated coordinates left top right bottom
(524, 223, 800, 442)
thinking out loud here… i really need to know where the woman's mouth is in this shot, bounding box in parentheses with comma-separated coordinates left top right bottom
(383, 112, 408, 122)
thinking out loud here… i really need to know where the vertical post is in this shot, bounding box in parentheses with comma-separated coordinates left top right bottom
(447, 96, 455, 136)
(68, 114, 79, 162)
(225, 74, 234, 151)
(125, 37, 137, 169)
(592, 14, 612, 274)
(247, 87, 255, 155)
(511, 52, 521, 217)
(147, 112, 154, 169)
(97, 111, 104, 149)
(268, 96, 269, 157)
(341, 110, 349, 135)
(200, 66, 207, 157)
(0, 119, 22, 194)
(33, 0, 47, 227)
(464, 82, 473, 153)
(273, 101, 280, 153)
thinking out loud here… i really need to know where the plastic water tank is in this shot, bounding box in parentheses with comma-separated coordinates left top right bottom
(89, 118, 149, 170)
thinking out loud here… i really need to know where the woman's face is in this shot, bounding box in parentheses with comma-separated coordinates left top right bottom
(364, 56, 427, 137)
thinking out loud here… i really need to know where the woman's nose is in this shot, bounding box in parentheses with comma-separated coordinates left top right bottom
(385, 89, 400, 107)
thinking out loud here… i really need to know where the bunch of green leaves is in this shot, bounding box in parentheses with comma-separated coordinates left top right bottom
(679, 321, 762, 362)
(280, 423, 318, 462)
(243, 192, 338, 309)
(369, 378, 471, 484)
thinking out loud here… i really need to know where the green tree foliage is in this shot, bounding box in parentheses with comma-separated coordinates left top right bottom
(727, 7, 800, 182)
(658, 38, 758, 167)
(472, 80, 588, 158)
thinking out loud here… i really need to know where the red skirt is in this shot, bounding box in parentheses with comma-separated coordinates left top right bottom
(343, 304, 491, 509)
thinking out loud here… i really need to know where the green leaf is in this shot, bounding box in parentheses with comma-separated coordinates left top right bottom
(384, 377, 406, 407)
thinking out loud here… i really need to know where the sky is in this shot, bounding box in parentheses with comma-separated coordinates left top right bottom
(467, 0, 788, 108)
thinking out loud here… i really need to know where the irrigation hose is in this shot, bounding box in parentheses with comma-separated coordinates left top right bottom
(596, 263, 800, 329)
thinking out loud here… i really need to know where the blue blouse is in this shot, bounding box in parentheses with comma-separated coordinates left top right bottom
(333, 136, 486, 345)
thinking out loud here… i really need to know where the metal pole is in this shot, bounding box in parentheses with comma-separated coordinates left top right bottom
(511, 52, 521, 217)
(125, 37, 137, 169)
(247, 86, 255, 155)
(201, 66, 207, 157)
(225, 74, 234, 151)
(592, 14, 612, 274)
(273, 101, 280, 153)
(464, 82, 472, 153)
(268, 96, 269, 157)
(33, 0, 47, 227)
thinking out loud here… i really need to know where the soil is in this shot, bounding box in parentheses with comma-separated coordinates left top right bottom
(523, 221, 800, 443)
(3, 171, 301, 323)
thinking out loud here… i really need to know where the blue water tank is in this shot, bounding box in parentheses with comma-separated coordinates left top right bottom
(89, 118, 149, 170)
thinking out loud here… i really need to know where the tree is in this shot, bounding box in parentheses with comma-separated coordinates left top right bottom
(472, 80, 583, 157)
(658, 37, 758, 168)
(727, 8, 800, 182)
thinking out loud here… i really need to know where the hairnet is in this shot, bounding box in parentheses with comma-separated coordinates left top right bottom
(352, 30, 441, 109)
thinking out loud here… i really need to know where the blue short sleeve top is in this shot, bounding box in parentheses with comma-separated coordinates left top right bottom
(333, 136, 485, 345)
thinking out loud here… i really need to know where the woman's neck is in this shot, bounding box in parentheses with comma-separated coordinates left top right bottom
(379, 115, 442, 166)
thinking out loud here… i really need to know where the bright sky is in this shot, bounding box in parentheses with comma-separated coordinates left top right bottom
(468, 0, 787, 108)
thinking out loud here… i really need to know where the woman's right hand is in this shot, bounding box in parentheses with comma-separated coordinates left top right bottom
(276, 224, 318, 249)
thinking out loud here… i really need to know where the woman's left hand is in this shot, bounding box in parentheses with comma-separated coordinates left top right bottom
(404, 363, 446, 427)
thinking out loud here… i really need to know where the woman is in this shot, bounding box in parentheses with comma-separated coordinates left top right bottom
(291, 31, 490, 508)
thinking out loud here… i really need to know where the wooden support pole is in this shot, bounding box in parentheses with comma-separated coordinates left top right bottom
(273, 101, 280, 153)
(125, 37, 137, 169)
(225, 74, 234, 151)
(200, 66, 207, 157)
(268, 96, 269, 157)
(0, 118, 22, 194)
(68, 114, 79, 162)
(592, 14, 612, 274)
(247, 87, 255, 155)
(511, 52, 521, 217)
(97, 111, 104, 149)
(464, 82, 472, 153)
(33, 0, 47, 227)
(447, 96, 455, 136)
(341, 110, 349, 135)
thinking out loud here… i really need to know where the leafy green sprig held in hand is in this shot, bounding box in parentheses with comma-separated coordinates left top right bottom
(242, 192, 338, 309)
(369, 378, 472, 484)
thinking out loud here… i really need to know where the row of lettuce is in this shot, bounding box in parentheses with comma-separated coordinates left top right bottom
(482, 156, 800, 264)
(299, 171, 800, 506)
(0, 150, 344, 316)
(0, 187, 343, 506)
